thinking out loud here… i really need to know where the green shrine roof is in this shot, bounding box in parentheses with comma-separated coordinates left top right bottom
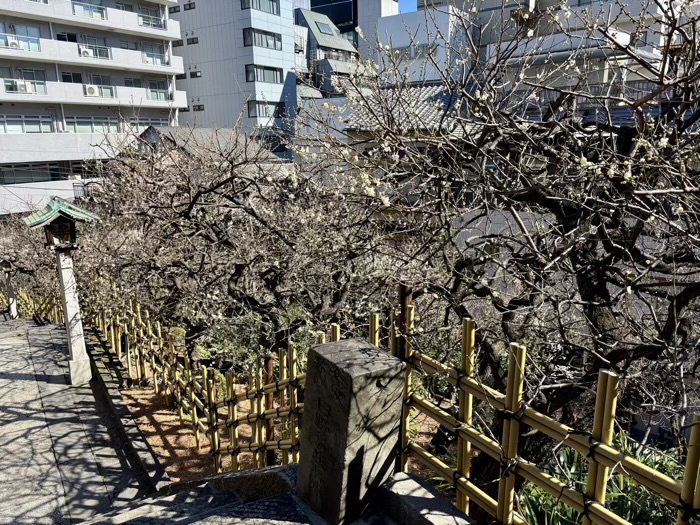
(23, 197, 100, 229)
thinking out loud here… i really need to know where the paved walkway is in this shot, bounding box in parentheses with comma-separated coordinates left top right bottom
(0, 320, 150, 524)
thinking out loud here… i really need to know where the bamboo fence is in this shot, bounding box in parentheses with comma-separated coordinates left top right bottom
(18, 285, 700, 525)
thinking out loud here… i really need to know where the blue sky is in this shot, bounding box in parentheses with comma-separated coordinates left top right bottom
(399, 0, 417, 12)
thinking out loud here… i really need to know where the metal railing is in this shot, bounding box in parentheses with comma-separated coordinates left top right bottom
(138, 13, 165, 29)
(3, 78, 47, 95)
(72, 1, 107, 19)
(0, 33, 41, 52)
(78, 43, 110, 60)
(147, 88, 171, 101)
(143, 52, 169, 66)
(83, 84, 116, 98)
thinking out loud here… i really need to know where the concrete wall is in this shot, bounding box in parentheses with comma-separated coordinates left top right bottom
(0, 178, 86, 214)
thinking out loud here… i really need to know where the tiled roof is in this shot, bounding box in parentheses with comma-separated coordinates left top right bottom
(344, 84, 461, 133)
(23, 196, 99, 229)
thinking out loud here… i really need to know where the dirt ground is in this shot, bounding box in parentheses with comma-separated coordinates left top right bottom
(121, 381, 448, 486)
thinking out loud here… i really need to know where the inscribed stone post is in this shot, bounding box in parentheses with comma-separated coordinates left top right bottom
(297, 339, 405, 525)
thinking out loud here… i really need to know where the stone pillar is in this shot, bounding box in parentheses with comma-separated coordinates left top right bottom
(56, 250, 91, 386)
(5, 270, 17, 319)
(297, 339, 405, 525)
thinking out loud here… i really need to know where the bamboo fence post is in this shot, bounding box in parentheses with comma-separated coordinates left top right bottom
(369, 313, 380, 346)
(207, 377, 222, 473)
(264, 352, 276, 466)
(256, 362, 265, 467)
(187, 357, 200, 450)
(330, 323, 340, 342)
(457, 318, 476, 514)
(678, 414, 700, 525)
(279, 348, 289, 466)
(390, 312, 397, 357)
(289, 342, 299, 463)
(175, 363, 183, 424)
(115, 315, 122, 358)
(125, 323, 133, 380)
(496, 343, 527, 525)
(399, 284, 414, 472)
(584, 371, 613, 525)
(593, 372, 619, 508)
(249, 368, 257, 468)
(226, 371, 239, 471)
(317, 332, 326, 345)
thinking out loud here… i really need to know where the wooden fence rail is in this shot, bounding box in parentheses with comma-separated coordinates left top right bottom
(15, 285, 700, 525)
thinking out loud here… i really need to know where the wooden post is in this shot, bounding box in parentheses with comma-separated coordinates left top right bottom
(256, 362, 265, 467)
(330, 323, 341, 342)
(189, 358, 200, 450)
(497, 343, 527, 525)
(289, 341, 299, 463)
(399, 284, 414, 472)
(265, 352, 276, 466)
(369, 313, 380, 346)
(226, 371, 239, 471)
(279, 348, 289, 466)
(207, 378, 222, 473)
(584, 371, 612, 525)
(678, 415, 700, 525)
(457, 318, 476, 513)
(592, 372, 619, 515)
(249, 369, 257, 468)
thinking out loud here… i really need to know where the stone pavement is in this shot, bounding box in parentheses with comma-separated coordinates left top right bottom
(0, 319, 151, 524)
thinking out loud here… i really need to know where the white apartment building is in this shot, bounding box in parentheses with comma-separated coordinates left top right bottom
(0, 0, 186, 213)
(170, 0, 302, 133)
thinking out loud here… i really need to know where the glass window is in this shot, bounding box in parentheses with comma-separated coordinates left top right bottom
(183, 2, 195, 9)
(6, 117, 23, 134)
(189, 71, 201, 78)
(245, 64, 282, 83)
(76, 117, 94, 133)
(186, 36, 198, 44)
(116, 2, 134, 10)
(173, 39, 183, 47)
(57, 32, 79, 42)
(316, 22, 333, 35)
(247, 100, 284, 118)
(243, 28, 281, 50)
(24, 116, 41, 133)
(61, 72, 83, 83)
(168, 5, 179, 12)
(124, 78, 142, 87)
(241, 0, 279, 15)
(120, 40, 138, 50)
(193, 104, 204, 111)
(175, 73, 186, 79)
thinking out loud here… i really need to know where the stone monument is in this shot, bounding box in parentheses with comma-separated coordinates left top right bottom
(297, 339, 406, 525)
(24, 197, 99, 386)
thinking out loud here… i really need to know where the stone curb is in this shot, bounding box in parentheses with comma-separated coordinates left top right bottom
(85, 328, 171, 493)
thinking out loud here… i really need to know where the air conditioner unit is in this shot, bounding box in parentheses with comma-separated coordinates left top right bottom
(84, 84, 100, 97)
(79, 45, 94, 57)
(7, 37, 20, 49)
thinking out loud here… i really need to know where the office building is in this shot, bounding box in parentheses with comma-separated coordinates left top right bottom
(0, 0, 186, 213)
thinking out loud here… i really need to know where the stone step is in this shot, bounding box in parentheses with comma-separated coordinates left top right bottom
(80, 487, 240, 524)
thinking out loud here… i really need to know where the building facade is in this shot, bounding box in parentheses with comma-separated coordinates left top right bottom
(170, 0, 301, 132)
(0, 0, 186, 213)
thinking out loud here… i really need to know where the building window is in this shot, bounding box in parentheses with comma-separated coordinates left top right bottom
(180, 106, 190, 112)
(124, 78, 142, 87)
(0, 114, 53, 135)
(241, 0, 279, 15)
(186, 37, 199, 45)
(56, 32, 78, 43)
(243, 28, 282, 50)
(168, 5, 180, 13)
(316, 22, 334, 35)
(172, 39, 183, 47)
(61, 72, 83, 83)
(189, 71, 202, 78)
(183, 2, 195, 9)
(247, 100, 284, 118)
(65, 116, 120, 133)
(193, 104, 204, 111)
(116, 2, 134, 10)
(120, 40, 138, 50)
(175, 73, 186, 79)
(245, 64, 283, 84)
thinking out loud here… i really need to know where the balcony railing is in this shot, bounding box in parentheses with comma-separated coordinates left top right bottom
(138, 14, 165, 29)
(143, 52, 169, 66)
(3, 79, 47, 95)
(0, 33, 41, 52)
(78, 43, 110, 59)
(72, 1, 107, 20)
(147, 88, 171, 101)
(83, 84, 115, 98)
